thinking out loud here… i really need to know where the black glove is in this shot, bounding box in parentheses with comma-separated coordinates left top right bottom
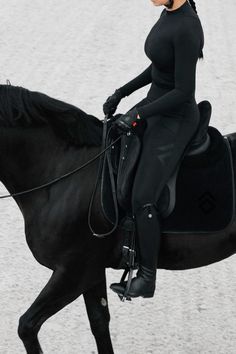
(103, 89, 123, 117)
(112, 107, 142, 133)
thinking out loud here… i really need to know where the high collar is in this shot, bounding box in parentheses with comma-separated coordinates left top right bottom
(165, 0, 190, 15)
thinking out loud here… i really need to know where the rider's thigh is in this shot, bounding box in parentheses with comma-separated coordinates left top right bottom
(131, 106, 200, 212)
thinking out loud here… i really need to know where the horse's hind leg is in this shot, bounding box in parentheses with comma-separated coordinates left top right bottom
(18, 268, 94, 354)
(83, 270, 114, 354)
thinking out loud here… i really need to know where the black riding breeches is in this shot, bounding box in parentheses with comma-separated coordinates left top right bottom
(128, 95, 200, 215)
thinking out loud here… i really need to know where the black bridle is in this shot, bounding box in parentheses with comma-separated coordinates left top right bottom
(0, 114, 123, 237)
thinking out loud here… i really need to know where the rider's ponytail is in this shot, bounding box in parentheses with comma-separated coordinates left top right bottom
(188, 0, 204, 59)
(188, 0, 197, 14)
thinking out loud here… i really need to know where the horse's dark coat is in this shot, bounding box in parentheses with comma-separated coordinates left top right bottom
(0, 84, 235, 354)
(0, 84, 102, 146)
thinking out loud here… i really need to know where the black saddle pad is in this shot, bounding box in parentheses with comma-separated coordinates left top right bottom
(101, 126, 235, 234)
(162, 126, 234, 233)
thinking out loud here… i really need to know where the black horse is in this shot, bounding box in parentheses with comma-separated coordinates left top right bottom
(0, 84, 235, 354)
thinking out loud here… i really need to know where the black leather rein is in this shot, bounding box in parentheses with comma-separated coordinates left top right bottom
(0, 115, 121, 200)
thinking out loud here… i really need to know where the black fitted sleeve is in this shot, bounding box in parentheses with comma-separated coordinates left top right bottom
(137, 20, 201, 119)
(118, 63, 152, 97)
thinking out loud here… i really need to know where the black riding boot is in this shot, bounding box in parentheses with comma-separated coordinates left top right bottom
(110, 203, 161, 298)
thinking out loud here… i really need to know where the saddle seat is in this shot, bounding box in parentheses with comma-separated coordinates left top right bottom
(100, 100, 235, 233)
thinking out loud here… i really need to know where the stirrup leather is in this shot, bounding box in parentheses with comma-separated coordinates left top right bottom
(118, 203, 158, 301)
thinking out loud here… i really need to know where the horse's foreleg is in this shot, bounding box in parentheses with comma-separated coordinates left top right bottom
(18, 268, 89, 354)
(83, 270, 114, 354)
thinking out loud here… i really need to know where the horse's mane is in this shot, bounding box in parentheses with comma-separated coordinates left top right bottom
(0, 83, 103, 147)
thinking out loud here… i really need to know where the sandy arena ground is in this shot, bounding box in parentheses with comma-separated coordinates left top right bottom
(0, 0, 235, 353)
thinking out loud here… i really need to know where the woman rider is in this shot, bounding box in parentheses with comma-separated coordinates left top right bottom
(103, 0, 204, 298)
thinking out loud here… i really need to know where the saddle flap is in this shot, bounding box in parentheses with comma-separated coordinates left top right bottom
(116, 133, 142, 211)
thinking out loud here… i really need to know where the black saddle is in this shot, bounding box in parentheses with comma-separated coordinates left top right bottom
(100, 100, 235, 233)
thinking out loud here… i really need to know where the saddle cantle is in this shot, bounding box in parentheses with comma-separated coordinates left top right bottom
(100, 100, 235, 233)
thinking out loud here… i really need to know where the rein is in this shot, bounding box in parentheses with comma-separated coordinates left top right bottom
(0, 113, 125, 238)
(0, 115, 121, 199)
(87, 114, 123, 238)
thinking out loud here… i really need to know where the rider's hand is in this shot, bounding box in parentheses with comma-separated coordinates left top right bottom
(112, 107, 142, 133)
(103, 89, 123, 117)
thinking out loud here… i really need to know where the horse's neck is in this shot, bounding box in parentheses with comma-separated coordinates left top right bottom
(0, 128, 55, 193)
(0, 126, 69, 193)
(0, 126, 101, 208)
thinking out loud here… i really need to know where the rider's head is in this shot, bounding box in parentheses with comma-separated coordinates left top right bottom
(150, 0, 173, 8)
(150, 0, 197, 13)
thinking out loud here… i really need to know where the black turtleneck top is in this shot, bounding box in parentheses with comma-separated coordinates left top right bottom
(118, 0, 204, 119)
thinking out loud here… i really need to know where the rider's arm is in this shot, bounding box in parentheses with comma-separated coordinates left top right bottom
(118, 63, 152, 98)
